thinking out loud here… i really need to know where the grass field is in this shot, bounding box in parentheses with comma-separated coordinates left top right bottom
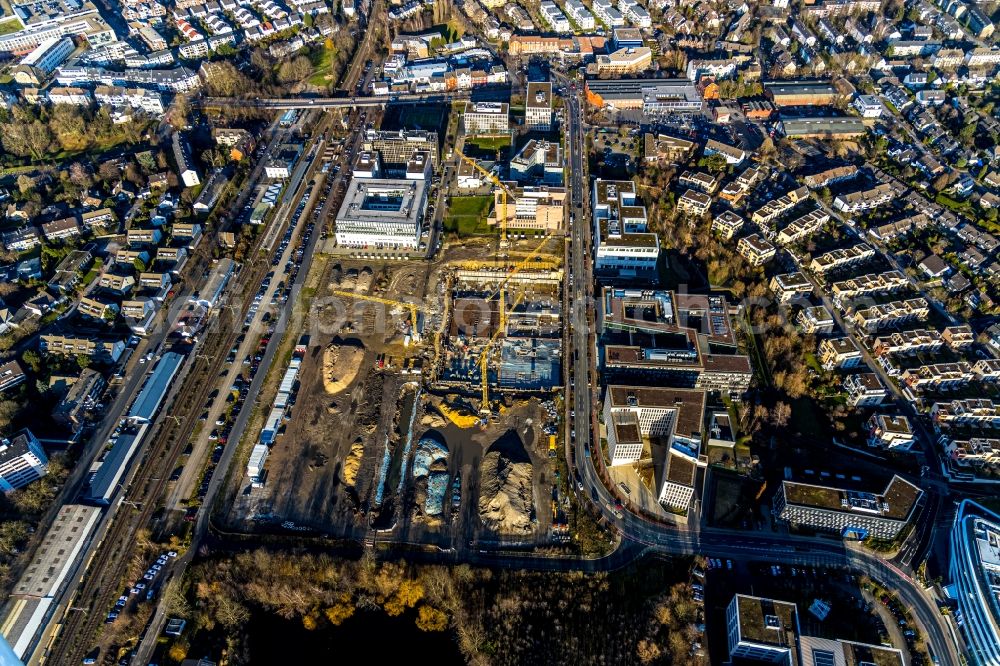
(0, 17, 21, 36)
(308, 46, 333, 86)
(466, 136, 512, 152)
(443, 195, 493, 236)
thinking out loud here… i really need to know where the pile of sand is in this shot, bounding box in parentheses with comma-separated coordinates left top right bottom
(323, 341, 364, 394)
(421, 412, 447, 429)
(342, 438, 364, 487)
(479, 448, 534, 534)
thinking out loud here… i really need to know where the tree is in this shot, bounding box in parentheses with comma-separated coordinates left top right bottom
(16, 174, 35, 196)
(98, 161, 121, 182)
(169, 95, 191, 130)
(636, 639, 662, 664)
(69, 162, 92, 188)
(202, 61, 255, 97)
(324, 602, 355, 626)
(76, 354, 91, 371)
(0, 400, 19, 433)
(2, 120, 52, 160)
(415, 605, 448, 631)
(21, 350, 42, 374)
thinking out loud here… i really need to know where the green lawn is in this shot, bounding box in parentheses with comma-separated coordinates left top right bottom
(466, 136, 512, 152)
(444, 195, 493, 236)
(0, 17, 22, 36)
(308, 46, 334, 87)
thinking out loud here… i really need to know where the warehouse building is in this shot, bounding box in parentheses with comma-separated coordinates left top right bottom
(585, 78, 703, 114)
(765, 80, 839, 106)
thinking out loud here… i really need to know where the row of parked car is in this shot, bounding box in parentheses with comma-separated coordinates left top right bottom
(106, 551, 178, 623)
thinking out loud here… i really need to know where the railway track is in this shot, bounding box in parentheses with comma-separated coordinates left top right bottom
(45, 190, 309, 666)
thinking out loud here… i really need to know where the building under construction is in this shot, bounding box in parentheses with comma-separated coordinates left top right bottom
(438, 261, 563, 399)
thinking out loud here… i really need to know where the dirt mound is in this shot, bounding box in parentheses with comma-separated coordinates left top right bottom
(342, 438, 364, 487)
(323, 340, 364, 394)
(478, 432, 534, 534)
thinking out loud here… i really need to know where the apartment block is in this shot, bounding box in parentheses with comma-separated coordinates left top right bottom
(678, 171, 719, 194)
(833, 183, 895, 213)
(844, 372, 887, 407)
(797, 306, 835, 335)
(901, 362, 975, 391)
(942, 437, 1000, 468)
(819, 337, 862, 370)
(750, 186, 809, 227)
(0, 430, 48, 493)
(872, 329, 943, 357)
(52, 368, 105, 430)
(830, 271, 908, 305)
(932, 399, 1000, 432)
(942, 325, 975, 349)
(774, 474, 922, 539)
(677, 189, 712, 216)
(40, 334, 126, 363)
(867, 414, 916, 451)
(776, 209, 829, 246)
(769, 272, 812, 304)
(711, 210, 744, 240)
(0, 360, 26, 393)
(802, 164, 859, 189)
(973, 359, 1000, 383)
(737, 234, 776, 267)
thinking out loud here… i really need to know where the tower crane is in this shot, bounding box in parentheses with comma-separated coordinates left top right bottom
(330, 290, 425, 342)
(476, 234, 554, 414)
(455, 149, 513, 249)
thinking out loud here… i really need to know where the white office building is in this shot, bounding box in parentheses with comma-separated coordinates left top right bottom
(0, 430, 48, 493)
(334, 178, 428, 250)
(592, 179, 659, 277)
(603, 385, 704, 466)
(949, 500, 1000, 666)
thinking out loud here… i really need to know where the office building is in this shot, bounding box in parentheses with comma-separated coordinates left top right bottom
(585, 78, 703, 114)
(492, 184, 567, 233)
(334, 178, 428, 250)
(949, 500, 1000, 665)
(603, 385, 705, 466)
(0, 430, 48, 492)
(525, 82, 553, 132)
(774, 474, 922, 540)
(595, 47, 652, 74)
(462, 102, 509, 135)
(510, 140, 562, 185)
(592, 179, 658, 277)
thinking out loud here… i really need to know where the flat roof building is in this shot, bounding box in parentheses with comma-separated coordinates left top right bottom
(334, 178, 428, 250)
(462, 102, 509, 136)
(775, 474, 922, 540)
(603, 385, 705, 466)
(128, 351, 184, 423)
(765, 80, 839, 106)
(0, 430, 47, 493)
(585, 78, 702, 114)
(949, 500, 1000, 665)
(592, 179, 658, 278)
(525, 82, 553, 132)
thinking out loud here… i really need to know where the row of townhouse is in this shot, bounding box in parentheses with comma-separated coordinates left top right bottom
(901, 359, 1000, 392)
(867, 213, 932, 243)
(809, 243, 876, 275)
(851, 297, 929, 333)
(832, 183, 898, 213)
(718, 164, 768, 207)
(830, 270, 908, 305)
(750, 185, 809, 228)
(776, 208, 829, 246)
(802, 164, 859, 189)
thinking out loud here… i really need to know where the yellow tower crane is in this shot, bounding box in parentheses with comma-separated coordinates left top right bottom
(476, 234, 554, 414)
(455, 149, 514, 249)
(330, 290, 424, 343)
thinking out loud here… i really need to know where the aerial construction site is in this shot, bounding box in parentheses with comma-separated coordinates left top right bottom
(223, 233, 574, 551)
